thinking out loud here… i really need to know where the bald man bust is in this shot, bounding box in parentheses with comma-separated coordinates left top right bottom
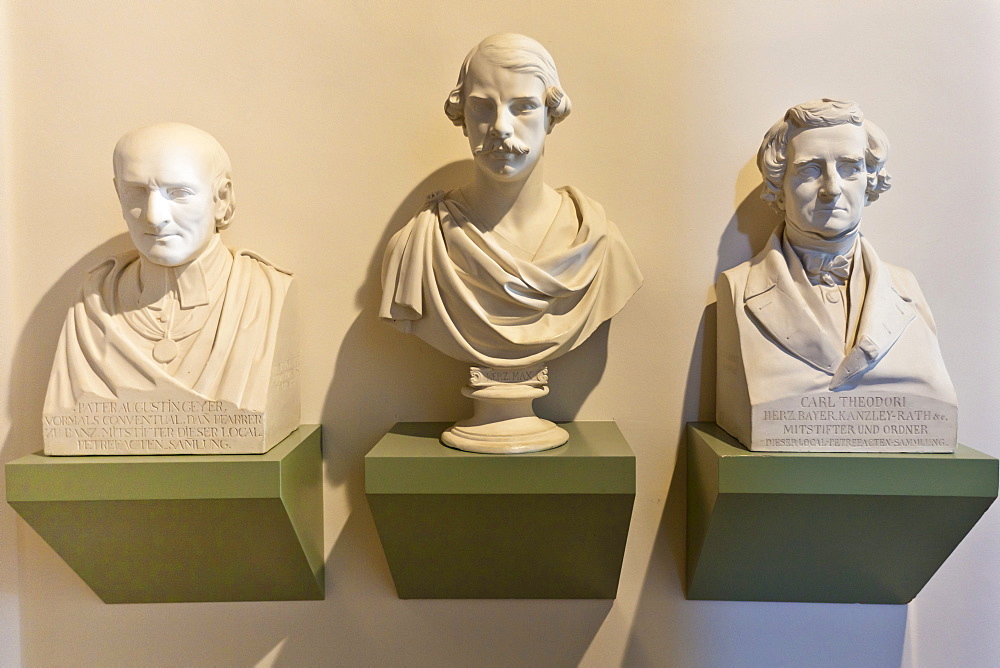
(43, 123, 299, 455)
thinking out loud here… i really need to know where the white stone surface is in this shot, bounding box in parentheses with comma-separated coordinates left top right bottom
(42, 123, 300, 455)
(380, 34, 641, 452)
(717, 99, 956, 452)
(440, 364, 568, 453)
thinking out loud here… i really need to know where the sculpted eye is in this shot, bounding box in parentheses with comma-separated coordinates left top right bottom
(798, 164, 821, 180)
(119, 186, 146, 206)
(510, 100, 539, 115)
(167, 187, 195, 200)
(466, 98, 493, 119)
(839, 161, 864, 178)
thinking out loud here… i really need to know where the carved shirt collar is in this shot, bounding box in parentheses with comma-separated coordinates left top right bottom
(743, 225, 915, 388)
(786, 234, 859, 287)
(137, 235, 229, 309)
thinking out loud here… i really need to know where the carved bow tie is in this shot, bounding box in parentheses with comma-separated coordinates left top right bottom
(800, 251, 851, 287)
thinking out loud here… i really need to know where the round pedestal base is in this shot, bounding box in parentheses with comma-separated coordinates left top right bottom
(441, 383, 569, 454)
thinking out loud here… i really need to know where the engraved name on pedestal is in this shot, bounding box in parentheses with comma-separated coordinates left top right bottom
(469, 365, 548, 387)
(43, 355, 300, 454)
(752, 392, 956, 452)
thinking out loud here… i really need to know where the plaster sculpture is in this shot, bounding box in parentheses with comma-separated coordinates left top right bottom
(381, 34, 642, 453)
(43, 123, 299, 455)
(716, 99, 956, 452)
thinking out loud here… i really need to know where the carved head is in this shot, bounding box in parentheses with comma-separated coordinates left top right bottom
(444, 34, 571, 183)
(113, 123, 236, 267)
(445, 33, 572, 130)
(758, 99, 891, 240)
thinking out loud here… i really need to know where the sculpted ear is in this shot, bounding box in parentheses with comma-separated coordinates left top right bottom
(214, 178, 235, 230)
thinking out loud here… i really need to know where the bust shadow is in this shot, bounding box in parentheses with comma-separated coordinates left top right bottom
(320, 153, 611, 521)
(621, 169, 907, 664)
(0, 234, 134, 608)
(2, 234, 136, 464)
(321, 159, 475, 496)
(714, 162, 781, 278)
(282, 161, 612, 663)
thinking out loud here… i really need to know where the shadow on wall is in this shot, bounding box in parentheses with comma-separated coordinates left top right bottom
(619, 171, 909, 665)
(715, 164, 781, 280)
(0, 234, 134, 621)
(263, 160, 614, 664)
(319, 155, 611, 497)
(319, 159, 474, 534)
(2, 234, 136, 465)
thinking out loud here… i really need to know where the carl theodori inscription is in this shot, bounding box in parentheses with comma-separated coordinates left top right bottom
(43, 123, 299, 455)
(716, 99, 956, 453)
(754, 394, 953, 451)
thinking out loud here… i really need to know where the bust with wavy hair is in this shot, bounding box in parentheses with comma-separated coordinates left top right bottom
(758, 98, 891, 212)
(444, 33, 572, 131)
(715, 99, 956, 453)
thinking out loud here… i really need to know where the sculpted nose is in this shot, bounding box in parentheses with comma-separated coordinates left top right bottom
(146, 189, 170, 226)
(819, 172, 843, 199)
(490, 109, 513, 138)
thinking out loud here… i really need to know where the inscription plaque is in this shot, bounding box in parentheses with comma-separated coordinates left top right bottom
(752, 392, 956, 452)
(43, 356, 300, 455)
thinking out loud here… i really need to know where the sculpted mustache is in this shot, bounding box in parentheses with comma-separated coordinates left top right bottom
(473, 137, 531, 156)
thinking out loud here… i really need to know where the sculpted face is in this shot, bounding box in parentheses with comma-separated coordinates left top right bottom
(783, 123, 869, 242)
(115, 128, 230, 267)
(463, 53, 550, 183)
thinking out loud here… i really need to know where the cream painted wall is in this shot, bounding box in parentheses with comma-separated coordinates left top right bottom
(2, 1, 998, 666)
(0, 3, 22, 666)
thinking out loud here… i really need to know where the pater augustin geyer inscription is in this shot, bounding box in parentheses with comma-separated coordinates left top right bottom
(43, 123, 300, 455)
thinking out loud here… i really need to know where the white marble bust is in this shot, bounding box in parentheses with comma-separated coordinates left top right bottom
(43, 123, 299, 455)
(380, 34, 642, 453)
(716, 99, 956, 452)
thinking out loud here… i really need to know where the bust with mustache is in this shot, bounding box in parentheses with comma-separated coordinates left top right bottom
(380, 33, 642, 453)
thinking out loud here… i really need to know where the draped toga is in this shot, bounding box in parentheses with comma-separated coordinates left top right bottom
(380, 186, 642, 368)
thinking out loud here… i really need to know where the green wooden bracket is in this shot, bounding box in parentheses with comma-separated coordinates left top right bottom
(7, 425, 324, 603)
(366, 421, 635, 599)
(686, 422, 998, 603)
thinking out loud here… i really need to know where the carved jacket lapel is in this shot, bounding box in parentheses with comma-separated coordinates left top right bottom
(829, 238, 915, 389)
(743, 230, 845, 375)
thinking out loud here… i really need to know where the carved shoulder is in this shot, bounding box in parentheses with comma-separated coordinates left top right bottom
(236, 249, 293, 277)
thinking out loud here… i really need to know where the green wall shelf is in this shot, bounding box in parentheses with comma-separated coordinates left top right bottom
(366, 421, 635, 599)
(686, 422, 997, 603)
(6, 425, 324, 604)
